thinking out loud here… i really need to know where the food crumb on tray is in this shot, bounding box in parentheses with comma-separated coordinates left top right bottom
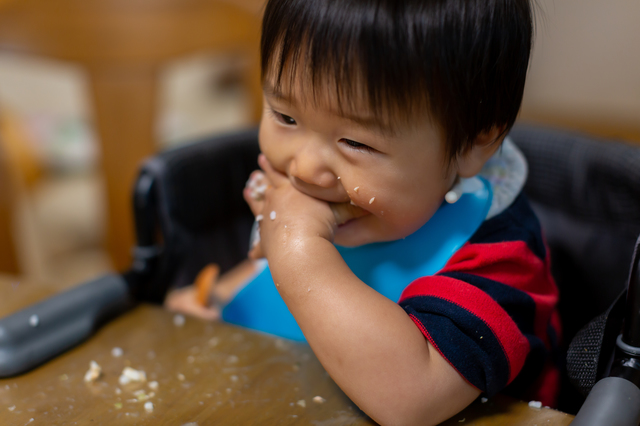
(119, 367, 147, 385)
(83, 361, 102, 383)
(312, 396, 326, 404)
(173, 314, 186, 327)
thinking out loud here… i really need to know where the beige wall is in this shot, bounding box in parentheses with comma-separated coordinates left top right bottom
(520, 0, 640, 142)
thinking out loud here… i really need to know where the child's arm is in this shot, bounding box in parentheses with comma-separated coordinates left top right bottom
(248, 155, 480, 426)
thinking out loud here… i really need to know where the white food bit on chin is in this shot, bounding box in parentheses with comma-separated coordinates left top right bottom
(369, 197, 375, 204)
(270, 211, 276, 220)
(353, 186, 359, 193)
(445, 190, 460, 204)
(111, 347, 123, 357)
(84, 361, 102, 383)
(173, 314, 185, 327)
(337, 176, 341, 180)
(144, 402, 154, 413)
(350, 200, 356, 206)
(312, 396, 326, 404)
(255, 214, 264, 222)
(480, 397, 488, 403)
(528, 400, 542, 409)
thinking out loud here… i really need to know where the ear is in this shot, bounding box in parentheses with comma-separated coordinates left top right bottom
(456, 126, 506, 178)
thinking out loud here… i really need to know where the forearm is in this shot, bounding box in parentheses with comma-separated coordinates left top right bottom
(268, 236, 480, 426)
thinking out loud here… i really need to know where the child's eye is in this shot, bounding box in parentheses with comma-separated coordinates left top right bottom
(341, 138, 374, 153)
(272, 109, 296, 125)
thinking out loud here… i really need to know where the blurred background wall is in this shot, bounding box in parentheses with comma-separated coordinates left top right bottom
(520, 0, 640, 142)
(0, 0, 638, 289)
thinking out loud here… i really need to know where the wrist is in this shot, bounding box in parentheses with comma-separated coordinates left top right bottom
(266, 235, 334, 282)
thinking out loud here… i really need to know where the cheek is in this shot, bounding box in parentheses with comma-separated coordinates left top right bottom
(258, 122, 288, 173)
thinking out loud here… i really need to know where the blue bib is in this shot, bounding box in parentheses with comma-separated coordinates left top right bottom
(222, 177, 492, 341)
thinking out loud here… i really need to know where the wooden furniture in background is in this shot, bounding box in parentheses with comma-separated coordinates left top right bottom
(0, 275, 575, 425)
(0, 0, 265, 271)
(0, 143, 20, 274)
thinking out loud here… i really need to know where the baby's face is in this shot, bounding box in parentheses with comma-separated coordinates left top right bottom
(259, 80, 457, 247)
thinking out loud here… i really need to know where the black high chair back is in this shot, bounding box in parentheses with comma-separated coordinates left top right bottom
(510, 124, 640, 423)
(2, 124, 640, 425)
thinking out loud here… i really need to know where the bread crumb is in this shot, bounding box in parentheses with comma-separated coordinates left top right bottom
(369, 197, 375, 204)
(29, 315, 39, 327)
(296, 399, 306, 408)
(173, 314, 185, 327)
(187, 356, 195, 364)
(270, 211, 276, 220)
(177, 374, 186, 381)
(8, 405, 16, 411)
(528, 400, 542, 409)
(144, 402, 154, 413)
(111, 347, 123, 357)
(312, 396, 326, 404)
(115, 388, 122, 395)
(208, 337, 219, 347)
(230, 375, 239, 383)
(134, 390, 151, 401)
(354, 187, 359, 193)
(114, 402, 123, 410)
(148, 381, 159, 391)
(59, 374, 68, 381)
(119, 367, 147, 385)
(84, 361, 102, 383)
(226, 355, 239, 364)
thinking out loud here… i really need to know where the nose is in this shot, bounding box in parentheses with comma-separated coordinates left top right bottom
(288, 144, 337, 189)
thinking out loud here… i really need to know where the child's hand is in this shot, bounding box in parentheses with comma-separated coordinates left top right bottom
(243, 154, 338, 261)
(164, 285, 220, 321)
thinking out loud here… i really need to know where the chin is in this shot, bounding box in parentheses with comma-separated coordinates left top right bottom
(334, 217, 393, 247)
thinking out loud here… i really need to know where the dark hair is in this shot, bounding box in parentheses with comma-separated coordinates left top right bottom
(260, 0, 534, 163)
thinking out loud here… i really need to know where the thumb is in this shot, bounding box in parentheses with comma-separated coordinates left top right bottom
(330, 202, 370, 226)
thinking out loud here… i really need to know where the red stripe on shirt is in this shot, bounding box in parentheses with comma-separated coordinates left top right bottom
(400, 275, 530, 384)
(438, 240, 559, 348)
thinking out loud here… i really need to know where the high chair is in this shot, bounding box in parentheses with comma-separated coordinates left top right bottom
(2, 124, 640, 424)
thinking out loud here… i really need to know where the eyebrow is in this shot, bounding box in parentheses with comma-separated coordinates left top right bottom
(263, 82, 397, 137)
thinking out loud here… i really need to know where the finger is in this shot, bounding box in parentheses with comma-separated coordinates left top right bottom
(165, 286, 220, 321)
(245, 170, 269, 200)
(248, 242, 265, 260)
(258, 154, 289, 187)
(243, 186, 265, 216)
(330, 202, 371, 225)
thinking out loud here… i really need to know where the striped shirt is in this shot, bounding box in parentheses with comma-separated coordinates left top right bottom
(399, 193, 561, 406)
